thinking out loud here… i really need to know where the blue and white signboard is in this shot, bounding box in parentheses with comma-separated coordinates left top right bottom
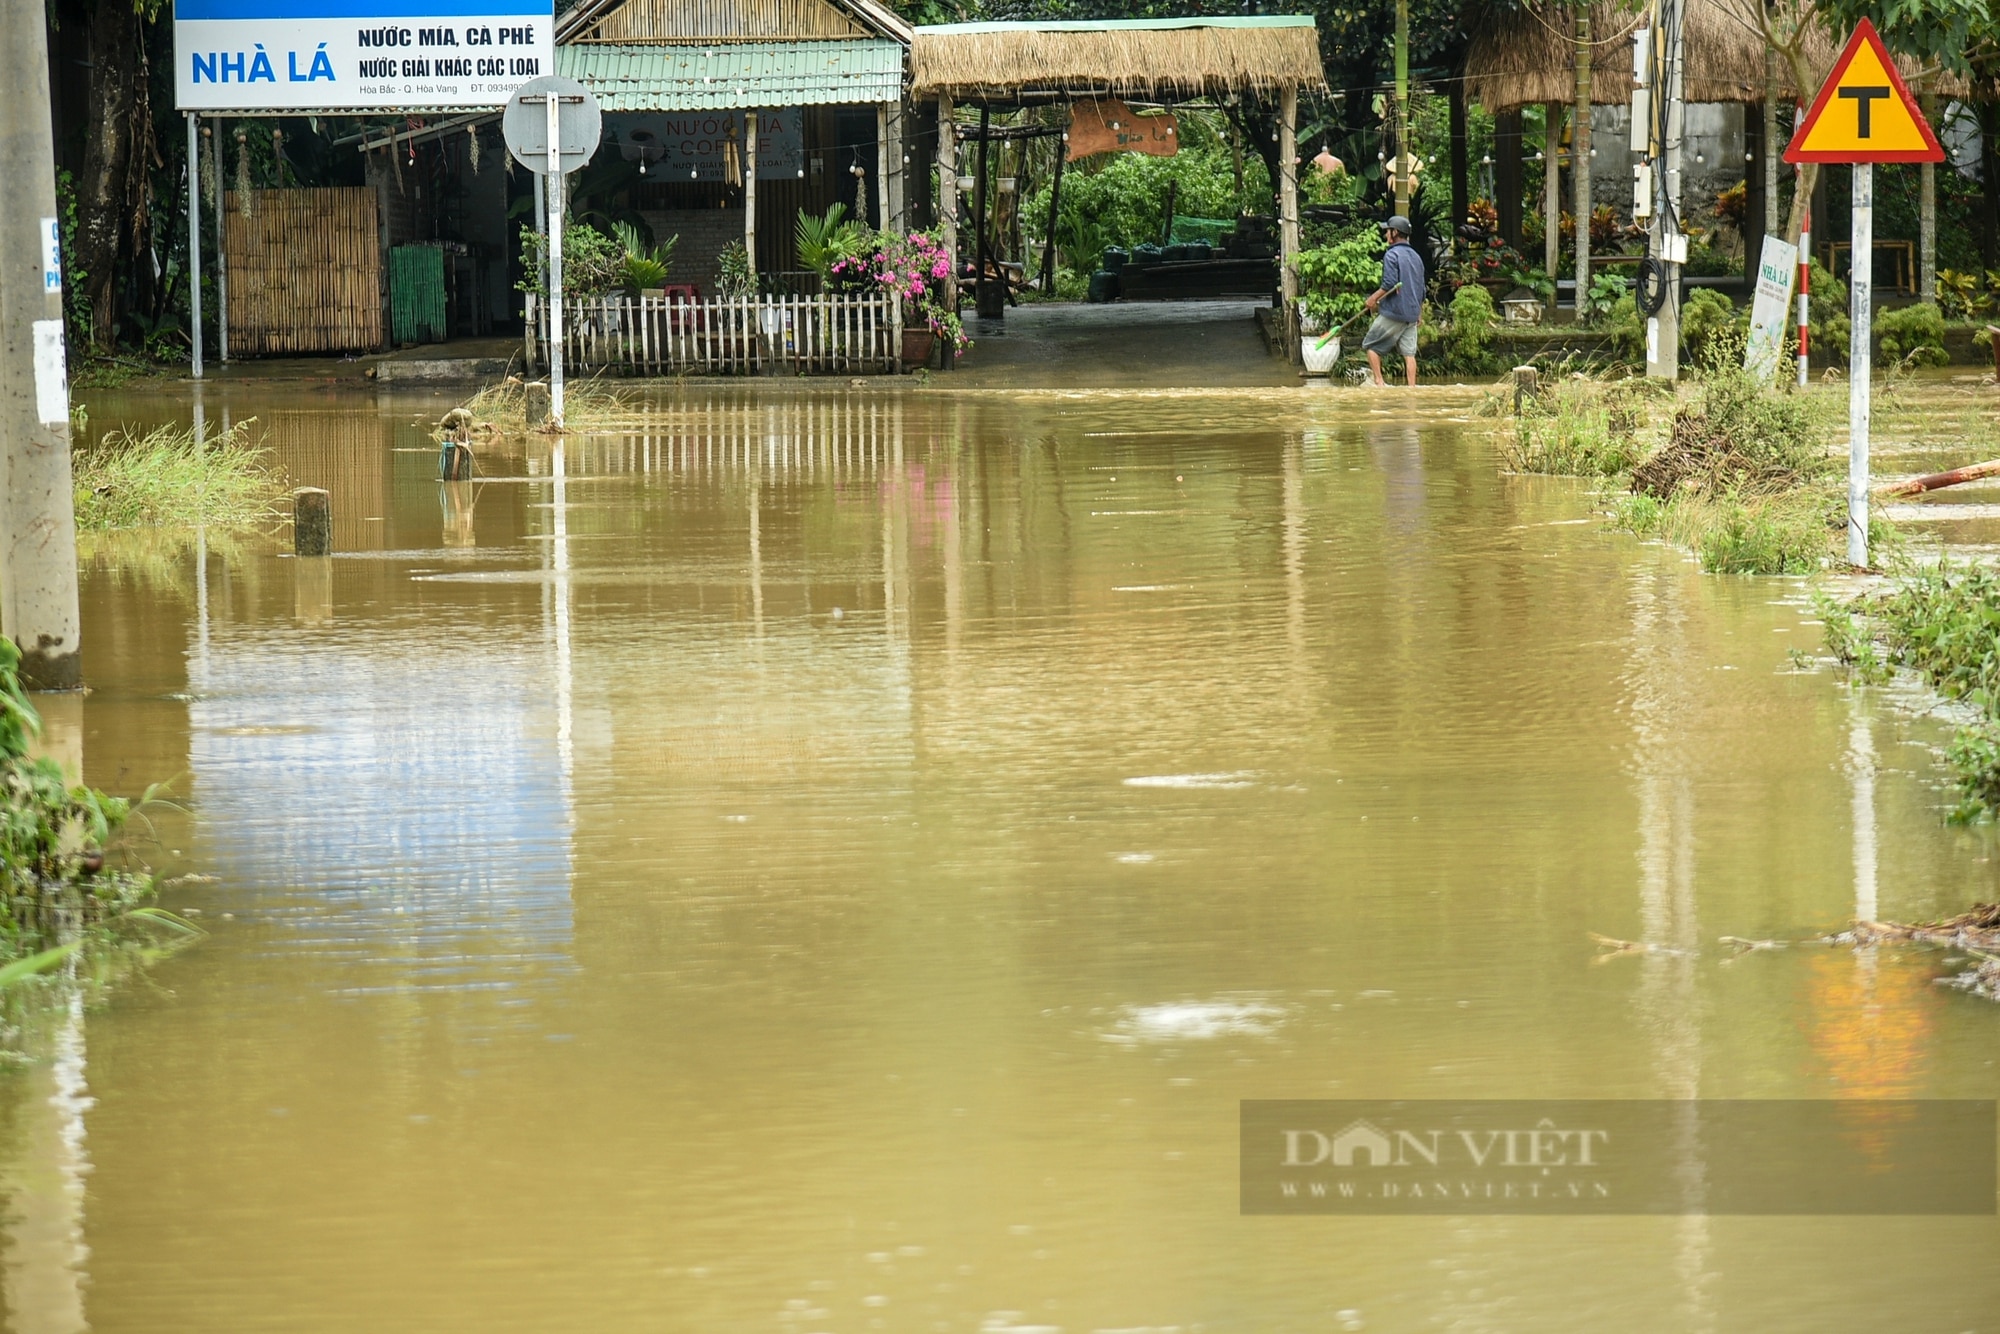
(174, 0, 554, 111)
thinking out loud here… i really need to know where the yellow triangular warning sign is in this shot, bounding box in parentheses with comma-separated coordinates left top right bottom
(1785, 18, 1944, 163)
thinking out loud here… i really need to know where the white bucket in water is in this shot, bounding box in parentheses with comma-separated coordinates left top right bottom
(1301, 333, 1341, 375)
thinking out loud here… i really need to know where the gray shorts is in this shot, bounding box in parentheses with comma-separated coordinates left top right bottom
(1362, 314, 1419, 358)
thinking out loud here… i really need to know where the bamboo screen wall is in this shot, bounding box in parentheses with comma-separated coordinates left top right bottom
(223, 188, 382, 356)
(587, 0, 867, 42)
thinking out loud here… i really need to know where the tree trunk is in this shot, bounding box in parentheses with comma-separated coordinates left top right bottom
(74, 0, 151, 350)
(1448, 79, 1469, 235)
(1920, 89, 1936, 303)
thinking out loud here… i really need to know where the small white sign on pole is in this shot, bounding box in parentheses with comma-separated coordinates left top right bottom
(1743, 234, 1798, 385)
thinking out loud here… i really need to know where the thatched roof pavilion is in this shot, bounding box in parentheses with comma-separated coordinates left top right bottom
(911, 16, 1327, 101)
(1463, 0, 1950, 111)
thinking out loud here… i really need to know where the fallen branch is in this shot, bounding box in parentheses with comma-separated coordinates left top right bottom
(1885, 458, 2000, 497)
(1588, 931, 1689, 961)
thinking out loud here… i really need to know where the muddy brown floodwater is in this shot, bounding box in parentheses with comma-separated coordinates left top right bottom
(3, 376, 1998, 1332)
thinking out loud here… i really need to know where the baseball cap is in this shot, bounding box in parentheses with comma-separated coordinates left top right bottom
(1384, 214, 1413, 233)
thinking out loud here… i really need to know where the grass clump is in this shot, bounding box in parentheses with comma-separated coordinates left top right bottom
(73, 420, 287, 532)
(456, 375, 633, 437)
(1499, 334, 1850, 574)
(1500, 373, 1669, 477)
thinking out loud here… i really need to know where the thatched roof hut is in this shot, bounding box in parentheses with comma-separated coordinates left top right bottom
(1461, 0, 1951, 111)
(911, 16, 1327, 101)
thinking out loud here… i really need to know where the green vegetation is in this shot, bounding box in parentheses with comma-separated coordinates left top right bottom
(1439, 284, 1499, 376)
(1499, 345, 1849, 573)
(515, 224, 624, 299)
(795, 203, 869, 283)
(611, 221, 678, 293)
(1502, 374, 1666, 477)
(1823, 561, 2000, 820)
(0, 640, 183, 972)
(1679, 288, 1741, 365)
(72, 420, 288, 532)
(1875, 301, 1951, 370)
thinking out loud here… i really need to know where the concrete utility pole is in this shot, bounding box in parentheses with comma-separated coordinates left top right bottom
(1573, 7, 1592, 317)
(1645, 0, 1685, 380)
(0, 0, 82, 689)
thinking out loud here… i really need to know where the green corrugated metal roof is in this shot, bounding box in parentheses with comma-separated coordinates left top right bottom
(914, 16, 1317, 33)
(559, 41, 904, 110)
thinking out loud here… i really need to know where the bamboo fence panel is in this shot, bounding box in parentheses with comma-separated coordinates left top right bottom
(223, 188, 381, 355)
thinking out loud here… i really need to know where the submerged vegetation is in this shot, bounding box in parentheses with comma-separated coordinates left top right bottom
(1821, 560, 2000, 821)
(72, 420, 288, 532)
(454, 376, 635, 438)
(0, 640, 192, 993)
(1497, 344, 1851, 574)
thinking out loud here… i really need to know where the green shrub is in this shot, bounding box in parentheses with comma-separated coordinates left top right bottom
(1807, 259, 1850, 365)
(1875, 301, 1950, 368)
(515, 224, 622, 299)
(1605, 293, 1645, 363)
(1680, 288, 1740, 365)
(1023, 144, 1270, 257)
(1442, 283, 1498, 374)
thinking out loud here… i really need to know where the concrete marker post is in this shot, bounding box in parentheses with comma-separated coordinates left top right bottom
(1848, 162, 1871, 569)
(0, 0, 82, 690)
(1513, 365, 1539, 414)
(293, 488, 332, 557)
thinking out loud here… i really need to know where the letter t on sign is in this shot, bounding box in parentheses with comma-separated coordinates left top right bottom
(1838, 86, 1890, 138)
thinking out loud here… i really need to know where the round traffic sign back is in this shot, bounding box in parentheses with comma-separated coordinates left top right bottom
(502, 75, 603, 176)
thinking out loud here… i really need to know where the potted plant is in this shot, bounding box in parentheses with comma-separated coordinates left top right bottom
(870, 231, 970, 367)
(613, 222, 678, 298)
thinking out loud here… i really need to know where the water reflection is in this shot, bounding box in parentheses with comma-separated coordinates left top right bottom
(19, 384, 2000, 1332)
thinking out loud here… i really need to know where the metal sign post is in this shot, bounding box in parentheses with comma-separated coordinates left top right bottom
(1785, 17, 1944, 570)
(503, 75, 600, 430)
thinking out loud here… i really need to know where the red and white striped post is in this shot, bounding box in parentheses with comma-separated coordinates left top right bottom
(1797, 205, 1811, 387)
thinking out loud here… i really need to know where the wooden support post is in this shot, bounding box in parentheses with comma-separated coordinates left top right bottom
(885, 101, 905, 232)
(938, 98, 958, 317)
(293, 488, 332, 556)
(877, 103, 893, 237)
(1543, 102, 1562, 314)
(975, 103, 1000, 319)
(744, 109, 759, 284)
(1279, 84, 1300, 346)
(1040, 124, 1067, 295)
(1495, 110, 1523, 248)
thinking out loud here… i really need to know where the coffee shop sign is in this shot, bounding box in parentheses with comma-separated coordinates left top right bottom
(175, 0, 555, 111)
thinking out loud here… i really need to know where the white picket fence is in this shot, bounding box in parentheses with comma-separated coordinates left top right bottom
(524, 292, 903, 376)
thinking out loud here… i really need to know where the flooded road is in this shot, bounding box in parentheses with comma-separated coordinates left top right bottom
(9, 379, 2000, 1331)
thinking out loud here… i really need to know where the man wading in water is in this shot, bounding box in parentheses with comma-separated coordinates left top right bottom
(1362, 215, 1425, 387)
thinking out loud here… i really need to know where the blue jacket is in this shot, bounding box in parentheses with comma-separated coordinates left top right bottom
(1378, 243, 1425, 323)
